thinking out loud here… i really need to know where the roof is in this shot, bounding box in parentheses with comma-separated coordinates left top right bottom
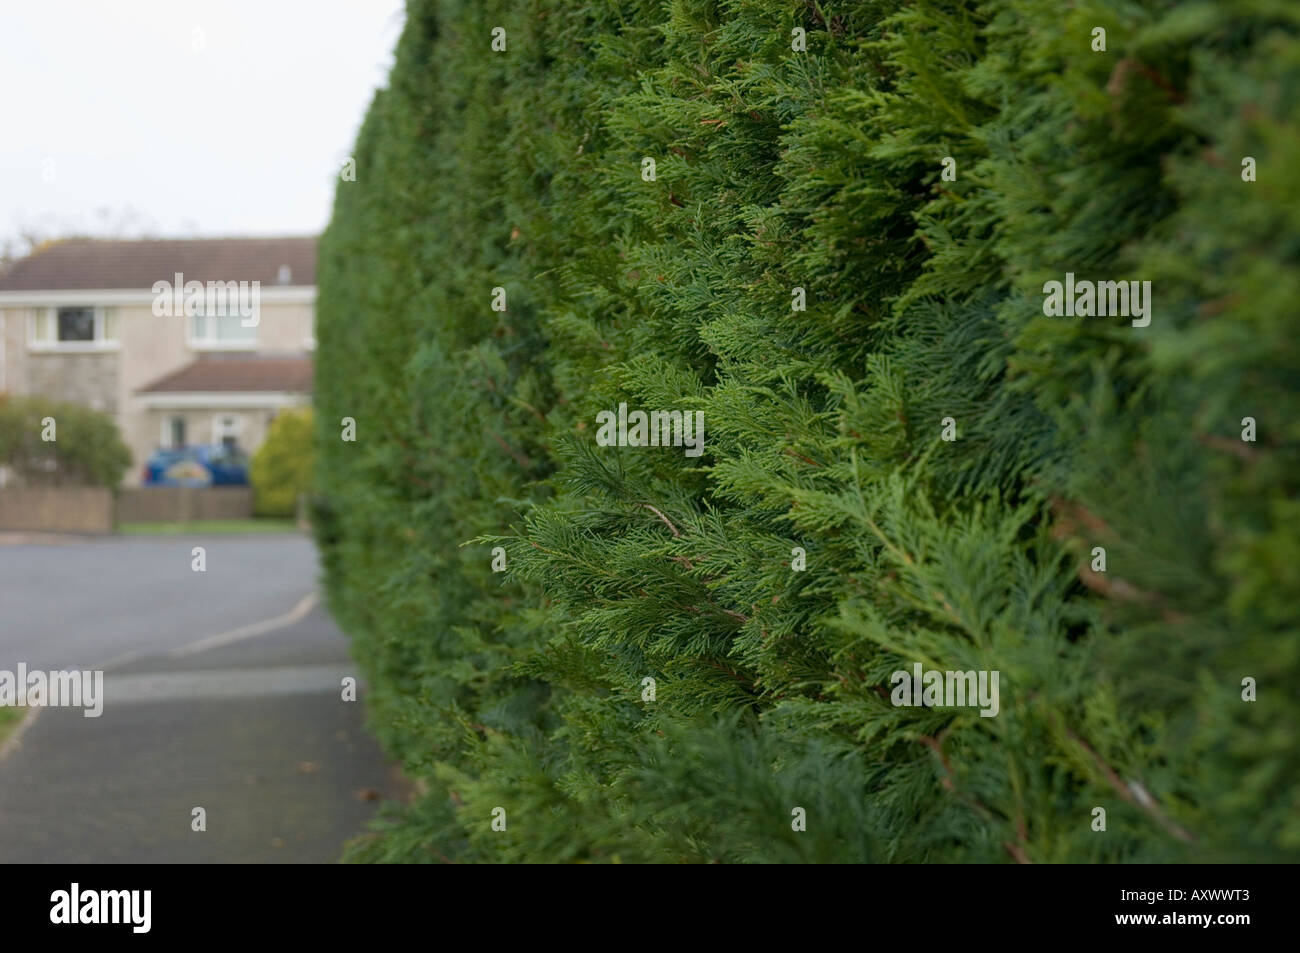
(0, 236, 316, 292)
(138, 354, 313, 394)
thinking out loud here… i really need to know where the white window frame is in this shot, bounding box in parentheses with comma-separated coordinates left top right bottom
(160, 415, 189, 449)
(27, 305, 120, 352)
(212, 413, 243, 446)
(186, 306, 258, 351)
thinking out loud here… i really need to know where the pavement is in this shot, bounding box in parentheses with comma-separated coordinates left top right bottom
(0, 533, 402, 863)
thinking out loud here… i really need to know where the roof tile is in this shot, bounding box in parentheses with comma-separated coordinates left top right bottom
(0, 237, 316, 291)
(138, 354, 313, 394)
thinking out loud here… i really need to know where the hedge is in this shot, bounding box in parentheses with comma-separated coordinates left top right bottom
(315, 0, 1300, 862)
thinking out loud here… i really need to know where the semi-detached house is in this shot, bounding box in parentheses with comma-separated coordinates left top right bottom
(0, 236, 315, 486)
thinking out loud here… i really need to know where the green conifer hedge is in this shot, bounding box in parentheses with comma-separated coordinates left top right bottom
(315, 0, 1300, 862)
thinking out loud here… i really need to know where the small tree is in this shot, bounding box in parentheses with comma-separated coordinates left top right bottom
(0, 394, 131, 487)
(250, 408, 314, 517)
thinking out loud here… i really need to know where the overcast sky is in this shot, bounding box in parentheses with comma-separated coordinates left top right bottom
(0, 0, 406, 248)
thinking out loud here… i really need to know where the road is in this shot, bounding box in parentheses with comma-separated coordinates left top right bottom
(0, 535, 328, 671)
(0, 533, 400, 863)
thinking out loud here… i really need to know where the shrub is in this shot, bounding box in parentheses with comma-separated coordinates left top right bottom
(0, 394, 131, 487)
(316, 0, 1300, 862)
(250, 408, 314, 517)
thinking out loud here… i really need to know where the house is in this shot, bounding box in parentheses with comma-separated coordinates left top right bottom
(0, 236, 315, 486)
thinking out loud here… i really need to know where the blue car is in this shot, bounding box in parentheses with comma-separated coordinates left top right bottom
(143, 444, 250, 486)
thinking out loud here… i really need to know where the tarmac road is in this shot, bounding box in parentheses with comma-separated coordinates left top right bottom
(0, 533, 399, 863)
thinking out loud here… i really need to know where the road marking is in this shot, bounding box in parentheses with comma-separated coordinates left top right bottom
(92, 648, 148, 672)
(104, 664, 356, 704)
(169, 592, 319, 659)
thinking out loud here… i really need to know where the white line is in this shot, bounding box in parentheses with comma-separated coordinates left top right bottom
(105, 664, 355, 704)
(92, 648, 147, 672)
(168, 592, 319, 659)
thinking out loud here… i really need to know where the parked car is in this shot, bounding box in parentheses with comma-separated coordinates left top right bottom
(142, 444, 250, 486)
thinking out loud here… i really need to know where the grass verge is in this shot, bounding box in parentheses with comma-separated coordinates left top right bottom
(118, 519, 299, 535)
(0, 706, 27, 749)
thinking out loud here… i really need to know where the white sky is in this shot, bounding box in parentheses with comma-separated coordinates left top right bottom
(0, 0, 406, 246)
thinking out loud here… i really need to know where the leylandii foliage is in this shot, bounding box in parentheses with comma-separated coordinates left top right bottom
(314, 0, 1300, 863)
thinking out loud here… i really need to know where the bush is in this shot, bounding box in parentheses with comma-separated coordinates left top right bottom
(250, 408, 313, 517)
(316, 0, 1300, 862)
(0, 394, 131, 487)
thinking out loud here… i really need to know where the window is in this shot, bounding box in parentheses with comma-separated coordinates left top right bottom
(187, 306, 257, 349)
(28, 306, 119, 350)
(58, 307, 95, 341)
(212, 413, 242, 449)
(161, 416, 188, 449)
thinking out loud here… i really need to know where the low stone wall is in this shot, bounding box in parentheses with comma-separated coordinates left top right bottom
(116, 487, 254, 523)
(0, 487, 115, 534)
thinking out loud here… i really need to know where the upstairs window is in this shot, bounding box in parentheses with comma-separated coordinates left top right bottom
(187, 305, 257, 349)
(29, 307, 119, 349)
(58, 307, 95, 341)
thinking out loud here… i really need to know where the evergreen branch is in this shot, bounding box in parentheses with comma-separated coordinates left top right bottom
(921, 733, 1032, 864)
(785, 447, 822, 467)
(527, 541, 628, 582)
(1057, 719, 1196, 845)
(508, 395, 549, 425)
(920, 735, 985, 820)
(679, 601, 749, 624)
(1106, 58, 1186, 105)
(699, 657, 755, 691)
(1075, 565, 1189, 624)
(641, 503, 681, 537)
(1051, 498, 1190, 622)
(845, 450, 966, 629)
(490, 431, 533, 470)
(1196, 432, 1261, 463)
(1003, 842, 1032, 865)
